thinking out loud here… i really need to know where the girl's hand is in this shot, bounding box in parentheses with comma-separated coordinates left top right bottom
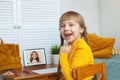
(60, 45, 71, 54)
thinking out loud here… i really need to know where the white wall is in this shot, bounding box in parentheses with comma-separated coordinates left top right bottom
(60, 0, 100, 35)
(99, 0, 120, 50)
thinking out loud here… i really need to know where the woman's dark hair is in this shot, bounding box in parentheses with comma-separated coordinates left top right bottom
(30, 51, 39, 62)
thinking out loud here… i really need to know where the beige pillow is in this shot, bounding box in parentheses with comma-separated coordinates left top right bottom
(112, 47, 120, 55)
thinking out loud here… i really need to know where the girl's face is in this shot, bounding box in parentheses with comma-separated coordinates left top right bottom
(60, 20, 84, 44)
(32, 53, 38, 59)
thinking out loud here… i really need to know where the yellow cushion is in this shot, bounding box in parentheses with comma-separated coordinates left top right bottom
(87, 33, 115, 58)
(0, 44, 21, 71)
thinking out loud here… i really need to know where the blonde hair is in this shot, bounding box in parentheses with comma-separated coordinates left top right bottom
(59, 11, 88, 46)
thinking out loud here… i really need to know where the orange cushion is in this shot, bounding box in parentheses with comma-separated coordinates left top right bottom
(87, 33, 115, 58)
(0, 44, 21, 71)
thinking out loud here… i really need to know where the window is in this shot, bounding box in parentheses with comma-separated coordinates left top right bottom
(0, 0, 60, 65)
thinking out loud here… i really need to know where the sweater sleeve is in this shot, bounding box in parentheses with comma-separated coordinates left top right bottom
(60, 53, 73, 80)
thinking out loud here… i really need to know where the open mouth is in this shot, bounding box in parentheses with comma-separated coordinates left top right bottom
(64, 33, 73, 39)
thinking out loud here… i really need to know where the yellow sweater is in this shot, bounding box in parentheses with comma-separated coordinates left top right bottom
(59, 38, 94, 80)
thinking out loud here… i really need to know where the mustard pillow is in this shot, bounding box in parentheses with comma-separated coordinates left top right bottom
(0, 44, 22, 71)
(87, 33, 115, 58)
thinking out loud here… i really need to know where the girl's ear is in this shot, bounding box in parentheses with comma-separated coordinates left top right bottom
(80, 27, 84, 34)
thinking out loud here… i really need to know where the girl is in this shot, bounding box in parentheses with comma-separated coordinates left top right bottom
(59, 11, 94, 80)
(30, 51, 40, 63)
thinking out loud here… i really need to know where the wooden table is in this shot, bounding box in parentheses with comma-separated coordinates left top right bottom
(0, 64, 59, 80)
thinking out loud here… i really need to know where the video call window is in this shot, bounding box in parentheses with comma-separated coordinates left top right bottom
(23, 48, 46, 66)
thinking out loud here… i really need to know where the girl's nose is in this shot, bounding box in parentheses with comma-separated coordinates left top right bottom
(64, 25, 69, 30)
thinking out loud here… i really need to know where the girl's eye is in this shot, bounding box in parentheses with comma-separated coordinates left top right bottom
(69, 24, 74, 27)
(60, 24, 65, 28)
